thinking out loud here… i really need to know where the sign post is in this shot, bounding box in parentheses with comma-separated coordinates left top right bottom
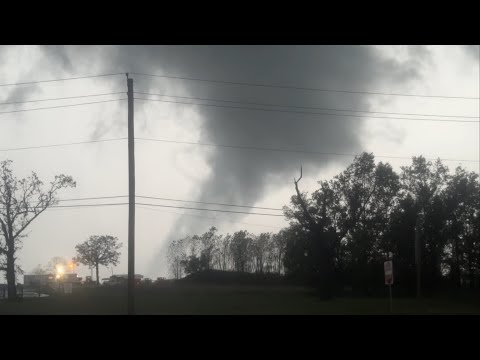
(384, 259, 394, 313)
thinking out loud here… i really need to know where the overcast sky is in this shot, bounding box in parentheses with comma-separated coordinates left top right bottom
(0, 45, 478, 281)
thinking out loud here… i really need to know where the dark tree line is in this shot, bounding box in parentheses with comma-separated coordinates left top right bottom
(167, 227, 287, 278)
(167, 153, 479, 298)
(284, 153, 479, 297)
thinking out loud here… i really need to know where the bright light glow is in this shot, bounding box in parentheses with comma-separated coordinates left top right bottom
(56, 265, 65, 275)
(55, 274, 60, 280)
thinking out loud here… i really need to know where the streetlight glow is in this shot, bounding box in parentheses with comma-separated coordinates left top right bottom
(56, 264, 65, 275)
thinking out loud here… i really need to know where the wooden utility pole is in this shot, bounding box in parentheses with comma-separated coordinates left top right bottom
(415, 214, 422, 298)
(127, 74, 135, 315)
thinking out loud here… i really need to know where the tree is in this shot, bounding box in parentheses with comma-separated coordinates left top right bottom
(181, 255, 202, 275)
(282, 225, 310, 277)
(31, 264, 48, 275)
(162, 152, 480, 294)
(400, 157, 450, 291)
(230, 230, 253, 272)
(47, 256, 68, 274)
(167, 237, 187, 279)
(0, 160, 75, 300)
(333, 155, 400, 294)
(216, 233, 232, 271)
(251, 233, 271, 273)
(199, 226, 219, 271)
(74, 235, 122, 285)
(384, 194, 417, 295)
(444, 167, 480, 287)
(271, 230, 287, 274)
(284, 153, 401, 296)
(284, 164, 339, 298)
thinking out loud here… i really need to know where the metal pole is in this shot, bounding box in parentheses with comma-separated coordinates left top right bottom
(389, 284, 392, 313)
(127, 74, 136, 315)
(415, 214, 422, 298)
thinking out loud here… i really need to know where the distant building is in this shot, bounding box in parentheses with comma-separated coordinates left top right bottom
(62, 274, 82, 284)
(24, 274, 55, 287)
(23, 273, 82, 292)
(104, 274, 143, 286)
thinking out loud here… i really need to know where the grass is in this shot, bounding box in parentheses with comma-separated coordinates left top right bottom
(1, 284, 479, 315)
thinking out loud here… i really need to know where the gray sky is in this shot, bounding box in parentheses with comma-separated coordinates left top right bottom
(0, 45, 478, 281)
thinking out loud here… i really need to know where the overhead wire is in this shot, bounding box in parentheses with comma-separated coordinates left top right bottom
(0, 98, 127, 116)
(1, 135, 477, 164)
(134, 91, 479, 119)
(133, 97, 479, 123)
(0, 92, 126, 106)
(137, 205, 283, 229)
(0, 73, 125, 88)
(131, 72, 480, 100)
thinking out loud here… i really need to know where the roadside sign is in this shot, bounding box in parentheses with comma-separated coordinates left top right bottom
(384, 259, 394, 313)
(384, 260, 393, 285)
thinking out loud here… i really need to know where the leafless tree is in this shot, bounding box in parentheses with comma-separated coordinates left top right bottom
(0, 160, 75, 300)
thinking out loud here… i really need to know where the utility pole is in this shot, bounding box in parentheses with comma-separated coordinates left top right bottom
(415, 213, 422, 298)
(127, 74, 135, 315)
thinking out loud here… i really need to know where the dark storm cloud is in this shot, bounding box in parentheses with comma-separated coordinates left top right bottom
(90, 45, 422, 204)
(1, 46, 75, 106)
(36, 45, 425, 274)
(39, 45, 73, 72)
(3, 84, 41, 106)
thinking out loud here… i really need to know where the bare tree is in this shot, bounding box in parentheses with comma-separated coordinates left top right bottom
(252, 233, 271, 273)
(30, 264, 48, 275)
(0, 160, 75, 300)
(219, 234, 232, 271)
(271, 231, 287, 274)
(167, 237, 187, 279)
(74, 235, 122, 285)
(230, 230, 253, 273)
(199, 226, 219, 270)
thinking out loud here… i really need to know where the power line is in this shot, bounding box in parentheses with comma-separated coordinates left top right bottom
(39, 201, 283, 217)
(8, 194, 283, 212)
(0, 92, 126, 106)
(136, 195, 283, 211)
(131, 72, 480, 100)
(135, 137, 480, 163)
(0, 98, 127, 116)
(137, 205, 283, 229)
(58, 195, 283, 212)
(0, 198, 129, 211)
(1, 135, 477, 164)
(134, 97, 479, 123)
(0, 138, 127, 152)
(135, 202, 284, 217)
(46, 203, 128, 209)
(46, 203, 284, 228)
(1, 203, 127, 211)
(134, 91, 480, 119)
(0, 73, 124, 88)
(3, 135, 476, 164)
(56, 195, 127, 202)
